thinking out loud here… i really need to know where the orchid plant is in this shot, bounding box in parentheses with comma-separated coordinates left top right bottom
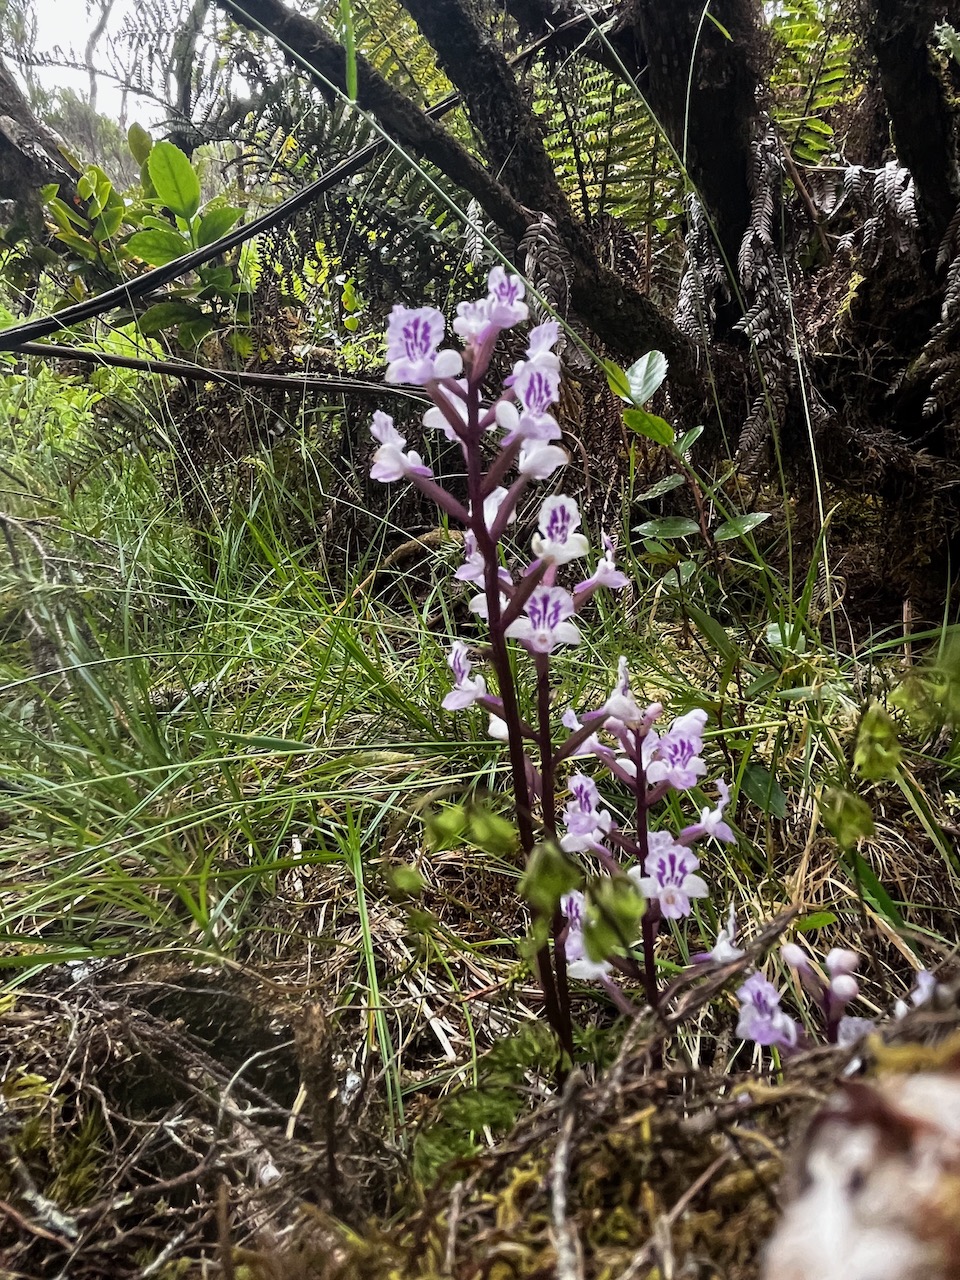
(368, 269, 738, 1054)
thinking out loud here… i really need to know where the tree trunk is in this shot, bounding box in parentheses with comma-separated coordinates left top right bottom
(862, 0, 959, 250)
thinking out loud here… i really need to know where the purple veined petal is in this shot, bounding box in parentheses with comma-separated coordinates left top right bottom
(486, 266, 529, 327)
(532, 495, 590, 565)
(561, 891, 612, 981)
(526, 320, 561, 361)
(505, 585, 580, 653)
(735, 972, 799, 1049)
(514, 360, 560, 417)
(561, 889, 586, 929)
(646, 708, 709, 790)
(385, 304, 447, 384)
(447, 640, 471, 686)
(628, 839, 708, 919)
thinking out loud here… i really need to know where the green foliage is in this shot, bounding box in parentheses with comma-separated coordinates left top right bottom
(770, 0, 857, 164)
(37, 136, 251, 350)
(413, 1023, 559, 1186)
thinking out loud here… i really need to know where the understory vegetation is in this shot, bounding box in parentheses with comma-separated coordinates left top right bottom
(1, 1, 960, 1276)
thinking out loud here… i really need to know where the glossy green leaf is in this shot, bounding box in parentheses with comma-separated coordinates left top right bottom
(636, 473, 685, 501)
(623, 408, 675, 446)
(92, 205, 124, 242)
(624, 349, 668, 403)
(148, 141, 201, 220)
(676, 425, 704, 456)
(197, 205, 241, 247)
(126, 228, 191, 266)
(602, 358, 632, 400)
(634, 517, 699, 539)
(137, 301, 204, 336)
(127, 122, 153, 166)
(714, 512, 771, 542)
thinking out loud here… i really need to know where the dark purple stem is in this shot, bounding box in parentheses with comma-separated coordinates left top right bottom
(641, 906, 661, 1010)
(462, 386, 571, 1059)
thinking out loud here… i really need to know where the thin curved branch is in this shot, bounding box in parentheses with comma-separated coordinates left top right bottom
(215, 0, 530, 240)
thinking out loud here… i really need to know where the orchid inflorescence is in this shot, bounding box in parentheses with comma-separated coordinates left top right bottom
(367, 268, 741, 1049)
(368, 270, 943, 1062)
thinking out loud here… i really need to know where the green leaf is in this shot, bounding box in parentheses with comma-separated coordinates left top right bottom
(636, 473, 685, 502)
(676, 425, 704, 456)
(92, 204, 124, 242)
(148, 141, 201, 220)
(624, 349, 668, 403)
(127, 122, 153, 166)
(634, 517, 699, 539)
(849, 851, 903, 928)
(52, 229, 97, 260)
(623, 408, 675, 446)
(137, 301, 204, 336)
(197, 205, 241, 247)
(686, 603, 736, 661)
(741, 763, 788, 818)
(714, 512, 771, 542)
(178, 316, 215, 347)
(45, 195, 88, 231)
(127, 228, 191, 266)
(795, 911, 838, 933)
(602, 358, 632, 401)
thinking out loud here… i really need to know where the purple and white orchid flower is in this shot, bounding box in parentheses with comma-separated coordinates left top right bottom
(736, 972, 800, 1050)
(385, 305, 462, 385)
(504, 586, 581, 653)
(369, 411, 433, 482)
(628, 831, 708, 919)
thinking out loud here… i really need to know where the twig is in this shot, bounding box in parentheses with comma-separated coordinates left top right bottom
(550, 1078, 585, 1280)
